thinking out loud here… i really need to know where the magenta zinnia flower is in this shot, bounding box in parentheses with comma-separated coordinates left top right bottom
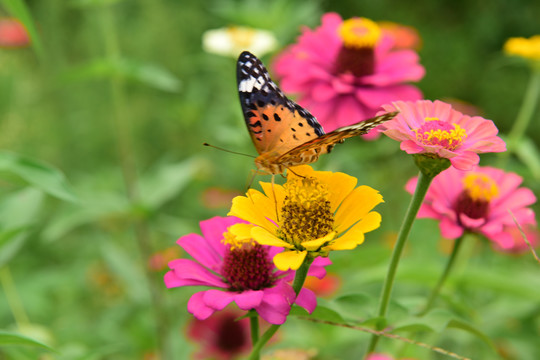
(164, 216, 330, 325)
(406, 166, 537, 249)
(273, 13, 424, 137)
(380, 100, 506, 170)
(186, 307, 252, 360)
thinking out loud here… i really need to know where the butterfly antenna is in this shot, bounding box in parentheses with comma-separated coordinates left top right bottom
(203, 143, 256, 158)
(245, 169, 259, 192)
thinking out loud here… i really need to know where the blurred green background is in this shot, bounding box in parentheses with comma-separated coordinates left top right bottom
(0, 0, 539, 359)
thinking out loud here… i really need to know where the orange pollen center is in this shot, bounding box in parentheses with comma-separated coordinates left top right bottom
(412, 117, 467, 150)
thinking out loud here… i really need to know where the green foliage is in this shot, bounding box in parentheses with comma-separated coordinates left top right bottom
(0, 0, 539, 359)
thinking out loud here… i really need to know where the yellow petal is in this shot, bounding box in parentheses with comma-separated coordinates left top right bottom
(334, 211, 381, 248)
(229, 192, 276, 232)
(334, 186, 384, 233)
(227, 223, 253, 240)
(301, 231, 336, 251)
(251, 226, 293, 248)
(315, 171, 358, 213)
(273, 250, 307, 271)
(259, 181, 286, 210)
(326, 232, 364, 250)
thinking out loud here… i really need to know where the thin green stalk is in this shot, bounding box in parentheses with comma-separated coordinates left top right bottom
(365, 171, 434, 356)
(0, 266, 30, 328)
(418, 235, 465, 316)
(250, 311, 259, 347)
(98, 6, 170, 359)
(501, 69, 540, 162)
(248, 256, 314, 360)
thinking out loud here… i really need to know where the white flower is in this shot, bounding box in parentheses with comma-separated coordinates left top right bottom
(202, 26, 277, 57)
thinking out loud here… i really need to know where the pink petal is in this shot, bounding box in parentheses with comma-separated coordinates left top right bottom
(449, 152, 480, 170)
(202, 289, 237, 310)
(187, 291, 216, 320)
(295, 288, 317, 313)
(400, 140, 424, 154)
(232, 290, 265, 310)
(439, 217, 464, 239)
(177, 233, 221, 270)
(308, 257, 332, 279)
(200, 216, 245, 255)
(166, 259, 227, 288)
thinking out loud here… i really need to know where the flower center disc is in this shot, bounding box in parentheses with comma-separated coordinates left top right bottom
(413, 117, 467, 150)
(277, 177, 334, 248)
(334, 17, 381, 77)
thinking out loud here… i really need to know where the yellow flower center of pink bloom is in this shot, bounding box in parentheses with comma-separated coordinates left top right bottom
(454, 173, 498, 222)
(413, 117, 467, 150)
(339, 17, 381, 48)
(276, 177, 334, 248)
(463, 173, 499, 202)
(503, 35, 540, 61)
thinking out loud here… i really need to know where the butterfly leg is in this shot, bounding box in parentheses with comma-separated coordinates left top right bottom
(285, 166, 306, 179)
(271, 174, 280, 222)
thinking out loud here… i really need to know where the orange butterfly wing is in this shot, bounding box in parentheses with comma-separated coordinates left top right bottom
(237, 51, 398, 174)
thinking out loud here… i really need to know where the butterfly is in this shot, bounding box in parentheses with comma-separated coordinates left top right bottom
(237, 51, 398, 175)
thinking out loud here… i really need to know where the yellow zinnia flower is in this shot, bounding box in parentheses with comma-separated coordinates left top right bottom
(228, 165, 384, 270)
(503, 35, 540, 63)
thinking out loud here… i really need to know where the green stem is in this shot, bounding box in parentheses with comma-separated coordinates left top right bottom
(417, 235, 465, 316)
(364, 171, 434, 356)
(98, 6, 170, 359)
(248, 256, 314, 360)
(250, 311, 259, 348)
(0, 266, 30, 328)
(502, 69, 540, 162)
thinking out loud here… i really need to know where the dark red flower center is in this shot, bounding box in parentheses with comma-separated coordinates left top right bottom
(454, 173, 499, 226)
(222, 243, 276, 291)
(334, 18, 381, 77)
(215, 314, 249, 353)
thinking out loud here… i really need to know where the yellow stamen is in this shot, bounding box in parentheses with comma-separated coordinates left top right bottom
(339, 17, 381, 48)
(463, 173, 499, 202)
(277, 177, 334, 248)
(413, 118, 468, 150)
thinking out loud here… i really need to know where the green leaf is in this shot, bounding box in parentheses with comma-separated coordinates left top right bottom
(0, 0, 44, 58)
(69, 0, 124, 6)
(515, 137, 540, 180)
(0, 330, 54, 351)
(332, 293, 378, 321)
(62, 58, 181, 92)
(42, 192, 129, 242)
(0, 151, 77, 202)
(447, 319, 497, 351)
(393, 309, 454, 333)
(0, 188, 44, 266)
(138, 159, 202, 210)
(290, 300, 347, 324)
(0, 226, 31, 268)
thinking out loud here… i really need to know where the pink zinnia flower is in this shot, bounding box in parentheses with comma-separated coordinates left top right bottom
(164, 216, 330, 325)
(406, 166, 537, 249)
(0, 18, 30, 48)
(367, 354, 416, 360)
(186, 307, 252, 360)
(380, 100, 506, 170)
(494, 224, 539, 254)
(273, 13, 424, 137)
